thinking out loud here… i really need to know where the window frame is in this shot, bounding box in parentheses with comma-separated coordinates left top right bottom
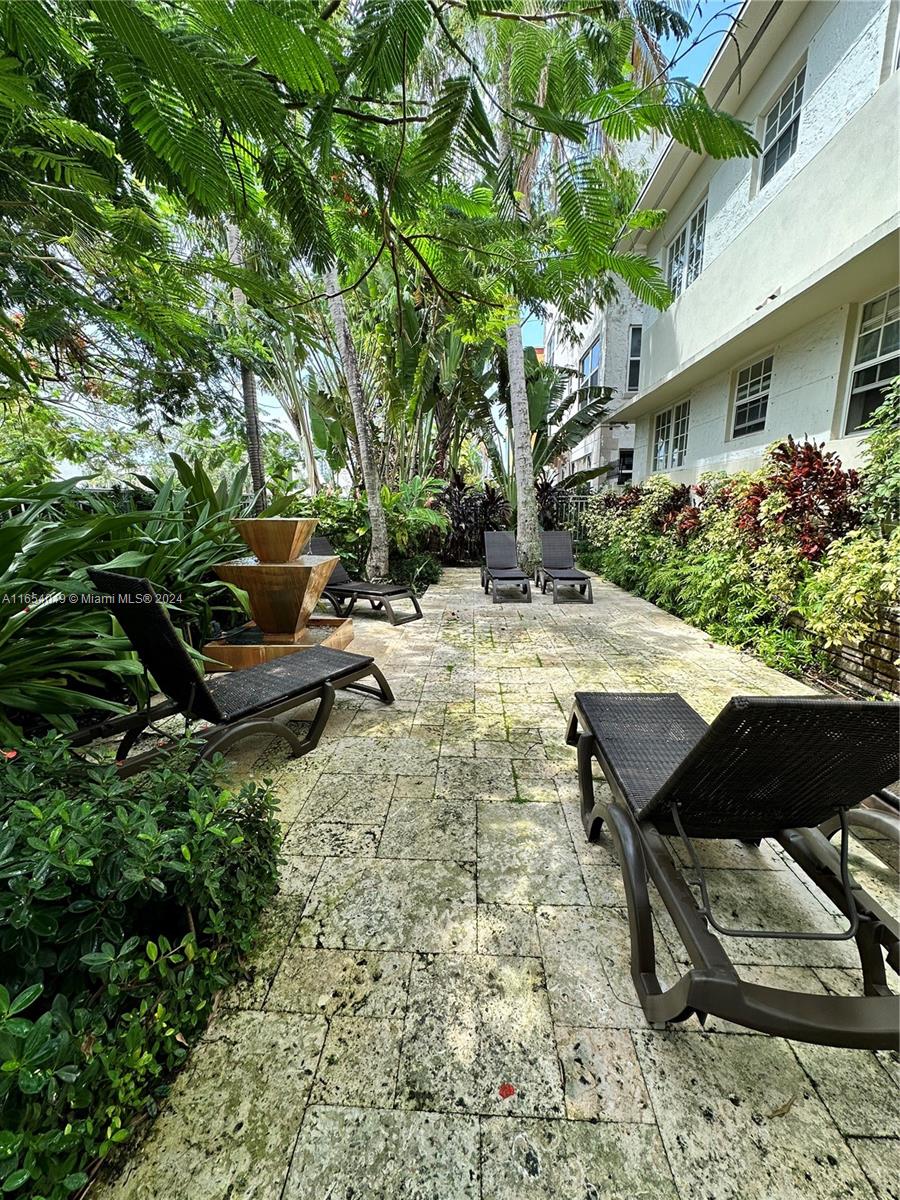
(626, 325, 642, 393)
(731, 353, 774, 439)
(580, 338, 602, 389)
(652, 399, 691, 472)
(843, 287, 900, 435)
(616, 448, 634, 485)
(665, 198, 707, 298)
(759, 64, 806, 189)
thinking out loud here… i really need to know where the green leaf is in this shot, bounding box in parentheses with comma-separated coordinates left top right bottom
(2, 1169, 30, 1192)
(8, 985, 41, 1017)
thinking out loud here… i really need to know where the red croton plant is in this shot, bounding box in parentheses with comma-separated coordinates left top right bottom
(603, 436, 861, 561)
(735, 436, 860, 561)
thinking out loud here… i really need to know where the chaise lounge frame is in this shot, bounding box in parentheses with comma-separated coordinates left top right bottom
(483, 531, 531, 604)
(78, 569, 393, 777)
(565, 692, 900, 1049)
(309, 536, 423, 626)
(536, 530, 593, 603)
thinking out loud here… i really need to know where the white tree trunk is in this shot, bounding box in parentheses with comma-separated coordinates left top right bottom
(325, 266, 390, 578)
(226, 223, 267, 511)
(506, 318, 541, 573)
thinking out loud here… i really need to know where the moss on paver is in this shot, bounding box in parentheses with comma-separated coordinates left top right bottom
(94, 569, 898, 1200)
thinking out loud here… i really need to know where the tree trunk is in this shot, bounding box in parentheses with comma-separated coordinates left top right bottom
(325, 266, 390, 578)
(225, 223, 267, 511)
(506, 318, 541, 572)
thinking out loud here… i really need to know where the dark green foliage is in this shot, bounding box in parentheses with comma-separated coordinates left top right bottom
(388, 551, 442, 593)
(579, 437, 876, 677)
(0, 738, 281, 1200)
(0, 458, 301, 741)
(859, 386, 900, 528)
(292, 481, 448, 580)
(436, 472, 511, 565)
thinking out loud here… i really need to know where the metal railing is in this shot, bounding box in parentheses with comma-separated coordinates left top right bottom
(553, 493, 594, 548)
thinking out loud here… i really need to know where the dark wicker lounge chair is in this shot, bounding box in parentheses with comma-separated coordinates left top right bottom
(536, 531, 592, 603)
(565, 692, 900, 1049)
(78, 569, 393, 777)
(309, 537, 423, 626)
(483, 531, 531, 604)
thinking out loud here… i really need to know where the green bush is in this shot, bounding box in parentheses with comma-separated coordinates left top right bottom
(0, 457, 303, 742)
(388, 552, 443, 593)
(0, 739, 281, 1198)
(580, 429, 897, 677)
(292, 477, 449, 579)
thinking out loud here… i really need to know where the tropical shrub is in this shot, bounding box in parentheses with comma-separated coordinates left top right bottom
(437, 471, 511, 565)
(0, 459, 298, 741)
(293, 478, 449, 576)
(0, 738, 280, 1200)
(858, 387, 900, 528)
(580, 434, 892, 676)
(388, 552, 443, 594)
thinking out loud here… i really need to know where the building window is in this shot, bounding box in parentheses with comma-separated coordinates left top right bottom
(626, 326, 642, 392)
(732, 354, 773, 437)
(653, 400, 690, 471)
(845, 287, 899, 432)
(760, 66, 805, 188)
(666, 200, 706, 298)
(580, 339, 601, 388)
(616, 448, 634, 485)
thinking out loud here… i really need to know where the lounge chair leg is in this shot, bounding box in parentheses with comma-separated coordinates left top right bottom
(605, 804, 667, 1011)
(116, 720, 148, 763)
(344, 665, 395, 705)
(577, 733, 604, 840)
(564, 708, 580, 747)
(198, 715, 312, 764)
(524, 580, 531, 603)
(381, 593, 423, 626)
(856, 915, 890, 996)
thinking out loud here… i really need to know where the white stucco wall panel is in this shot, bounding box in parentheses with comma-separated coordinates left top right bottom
(634, 303, 870, 482)
(639, 67, 898, 394)
(643, 2, 896, 362)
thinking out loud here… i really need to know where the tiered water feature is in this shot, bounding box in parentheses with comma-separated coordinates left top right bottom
(201, 517, 352, 671)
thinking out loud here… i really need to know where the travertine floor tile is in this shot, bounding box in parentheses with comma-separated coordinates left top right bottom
(283, 1106, 480, 1199)
(93, 1012, 325, 1200)
(296, 857, 478, 952)
(554, 1026, 654, 1123)
(397, 954, 564, 1117)
(378, 795, 476, 861)
(266, 946, 411, 1016)
(633, 1030, 878, 1199)
(479, 1116, 677, 1198)
(477, 903, 540, 956)
(311, 1016, 403, 1106)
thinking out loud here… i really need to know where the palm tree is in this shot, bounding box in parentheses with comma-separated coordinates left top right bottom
(325, 266, 390, 579)
(225, 224, 267, 510)
(261, 330, 321, 495)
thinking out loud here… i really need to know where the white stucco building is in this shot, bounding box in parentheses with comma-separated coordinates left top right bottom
(611, 0, 900, 483)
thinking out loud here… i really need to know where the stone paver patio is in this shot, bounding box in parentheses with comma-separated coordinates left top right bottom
(97, 569, 899, 1200)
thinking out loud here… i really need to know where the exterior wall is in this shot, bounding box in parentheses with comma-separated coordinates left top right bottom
(644, 1, 892, 350)
(625, 0, 899, 483)
(641, 54, 898, 392)
(545, 290, 645, 484)
(631, 303, 869, 480)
